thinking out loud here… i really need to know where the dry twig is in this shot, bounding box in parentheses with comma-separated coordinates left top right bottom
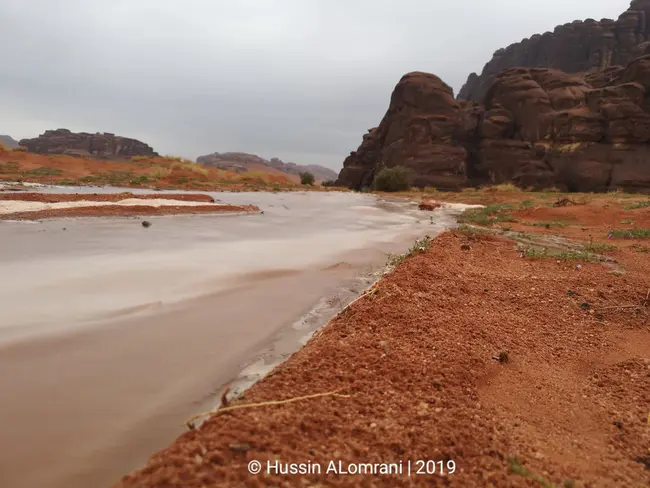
(185, 391, 351, 429)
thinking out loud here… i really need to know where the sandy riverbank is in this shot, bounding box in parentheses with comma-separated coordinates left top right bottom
(0, 192, 259, 220)
(0, 191, 474, 488)
(116, 192, 650, 487)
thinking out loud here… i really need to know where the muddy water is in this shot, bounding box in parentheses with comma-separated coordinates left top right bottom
(0, 190, 471, 488)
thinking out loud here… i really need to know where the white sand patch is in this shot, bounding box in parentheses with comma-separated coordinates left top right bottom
(0, 198, 225, 215)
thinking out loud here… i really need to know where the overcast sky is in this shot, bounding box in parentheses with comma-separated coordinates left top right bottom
(0, 0, 631, 170)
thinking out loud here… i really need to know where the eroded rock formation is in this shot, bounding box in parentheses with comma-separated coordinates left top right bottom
(337, 56, 650, 193)
(19, 129, 158, 159)
(337, 72, 470, 190)
(197, 152, 338, 182)
(459, 0, 650, 102)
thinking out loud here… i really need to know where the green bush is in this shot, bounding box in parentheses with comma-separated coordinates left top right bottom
(300, 172, 315, 185)
(372, 166, 412, 192)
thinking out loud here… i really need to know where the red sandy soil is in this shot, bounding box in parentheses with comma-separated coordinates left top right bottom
(115, 200, 650, 487)
(0, 192, 216, 203)
(0, 151, 297, 191)
(0, 204, 259, 221)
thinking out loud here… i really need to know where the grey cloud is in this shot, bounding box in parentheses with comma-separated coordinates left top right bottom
(0, 0, 631, 169)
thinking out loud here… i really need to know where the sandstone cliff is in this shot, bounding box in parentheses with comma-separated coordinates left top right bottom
(197, 152, 338, 182)
(336, 55, 650, 193)
(459, 0, 650, 102)
(19, 129, 158, 160)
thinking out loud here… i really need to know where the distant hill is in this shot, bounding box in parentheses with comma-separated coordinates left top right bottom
(197, 152, 338, 183)
(0, 135, 19, 149)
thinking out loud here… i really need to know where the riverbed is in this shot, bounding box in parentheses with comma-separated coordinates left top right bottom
(0, 189, 473, 488)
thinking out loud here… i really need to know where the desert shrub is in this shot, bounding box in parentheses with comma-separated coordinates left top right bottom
(322, 180, 337, 187)
(483, 183, 522, 192)
(372, 166, 412, 192)
(171, 161, 209, 176)
(27, 167, 63, 176)
(149, 167, 172, 179)
(300, 172, 315, 185)
(12, 146, 26, 152)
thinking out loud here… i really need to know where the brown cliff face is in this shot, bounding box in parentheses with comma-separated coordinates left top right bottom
(336, 56, 650, 193)
(458, 0, 650, 102)
(337, 72, 471, 190)
(19, 129, 158, 160)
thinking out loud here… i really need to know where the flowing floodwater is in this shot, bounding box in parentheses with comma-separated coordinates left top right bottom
(0, 189, 474, 488)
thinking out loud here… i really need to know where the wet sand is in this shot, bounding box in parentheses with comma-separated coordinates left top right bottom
(0, 191, 469, 488)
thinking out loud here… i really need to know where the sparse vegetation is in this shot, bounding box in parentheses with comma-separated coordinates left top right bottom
(624, 200, 650, 210)
(528, 221, 570, 228)
(583, 241, 616, 253)
(300, 172, 315, 186)
(521, 246, 599, 262)
(458, 203, 517, 226)
(27, 167, 63, 176)
(0, 142, 7, 152)
(171, 161, 209, 176)
(149, 167, 172, 179)
(608, 228, 650, 239)
(12, 146, 26, 152)
(519, 199, 534, 209)
(322, 180, 337, 187)
(508, 458, 554, 488)
(0, 161, 21, 173)
(386, 235, 432, 267)
(484, 183, 521, 192)
(455, 224, 492, 237)
(372, 166, 412, 192)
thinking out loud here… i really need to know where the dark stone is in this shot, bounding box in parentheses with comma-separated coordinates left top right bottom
(458, 1, 650, 102)
(19, 129, 158, 160)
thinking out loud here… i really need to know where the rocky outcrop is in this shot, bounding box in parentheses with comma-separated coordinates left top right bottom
(337, 72, 471, 190)
(0, 135, 19, 149)
(459, 0, 650, 102)
(19, 129, 158, 159)
(337, 56, 650, 193)
(197, 152, 338, 182)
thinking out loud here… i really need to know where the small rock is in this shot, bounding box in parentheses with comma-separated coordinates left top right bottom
(229, 443, 251, 453)
(419, 201, 442, 211)
(461, 243, 471, 251)
(613, 420, 623, 430)
(142, 221, 152, 228)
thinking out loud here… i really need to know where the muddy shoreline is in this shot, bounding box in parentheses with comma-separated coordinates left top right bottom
(116, 192, 650, 487)
(0, 191, 468, 488)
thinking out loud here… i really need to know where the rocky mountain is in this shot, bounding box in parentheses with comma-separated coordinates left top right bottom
(459, 0, 650, 101)
(197, 152, 338, 182)
(337, 1, 650, 193)
(19, 129, 158, 159)
(336, 56, 650, 193)
(0, 135, 19, 149)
